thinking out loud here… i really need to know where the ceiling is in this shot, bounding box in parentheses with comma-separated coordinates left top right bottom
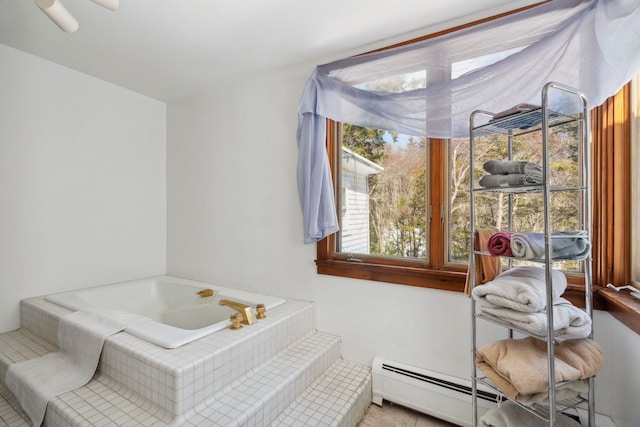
(0, 0, 539, 102)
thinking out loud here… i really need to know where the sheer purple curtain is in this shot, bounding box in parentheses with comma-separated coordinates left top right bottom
(297, 0, 640, 243)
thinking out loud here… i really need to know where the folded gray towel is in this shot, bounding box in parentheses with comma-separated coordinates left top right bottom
(483, 160, 542, 176)
(479, 173, 542, 188)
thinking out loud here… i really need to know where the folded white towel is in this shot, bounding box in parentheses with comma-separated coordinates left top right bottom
(480, 400, 581, 427)
(5, 310, 131, 427)
(477, 298, 592, 339)
(471, 266, 567, 313)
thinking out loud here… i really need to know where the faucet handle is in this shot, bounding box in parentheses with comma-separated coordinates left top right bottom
(197, 289, 214, 298)
(230, 313, 242, 330)
(256, 304, 266, 319)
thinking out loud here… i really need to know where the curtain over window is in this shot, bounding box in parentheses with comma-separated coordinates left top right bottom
(296, 0, 640, 244)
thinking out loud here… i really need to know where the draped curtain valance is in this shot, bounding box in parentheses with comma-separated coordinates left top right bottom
(297, 0, 640, 244)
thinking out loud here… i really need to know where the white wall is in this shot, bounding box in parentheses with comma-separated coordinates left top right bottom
(0, 44, 167, 332)
(592, 311, 640, 427)
(165, 60, 511, 379)
(168, 63, 640, 426)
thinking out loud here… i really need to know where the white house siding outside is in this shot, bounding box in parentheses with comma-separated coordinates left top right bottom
(341, 147, 383, 254)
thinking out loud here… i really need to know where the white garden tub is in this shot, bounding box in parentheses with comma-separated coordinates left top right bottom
(45, 275, 285, 348)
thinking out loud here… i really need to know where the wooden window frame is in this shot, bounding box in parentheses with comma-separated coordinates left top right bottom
(591, 83, 640, 334)
(314, 4, 546, 293)
(314, 7, 640, 335)
(317, 122, 466, 292)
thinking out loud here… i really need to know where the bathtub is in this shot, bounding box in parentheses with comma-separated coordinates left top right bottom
(45, 275, 285, 348)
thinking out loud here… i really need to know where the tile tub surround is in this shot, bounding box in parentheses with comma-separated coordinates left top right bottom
(0, 296, 371, 426)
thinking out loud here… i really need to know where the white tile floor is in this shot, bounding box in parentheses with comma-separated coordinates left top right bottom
(358, 401, 456, 427)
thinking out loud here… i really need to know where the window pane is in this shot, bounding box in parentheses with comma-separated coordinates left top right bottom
(451, 46, 525, 79)
(339, 70, 428, 259)
(447, 48, 531, 264)
(339, 126, 427, 259)
(448, 137, 471, 262)
(354, 70, 427, 92)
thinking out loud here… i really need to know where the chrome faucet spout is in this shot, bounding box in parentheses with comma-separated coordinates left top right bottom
(219, 299, 257, 325)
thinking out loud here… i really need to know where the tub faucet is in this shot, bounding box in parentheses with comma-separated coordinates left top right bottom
(219, 299, 257, 325)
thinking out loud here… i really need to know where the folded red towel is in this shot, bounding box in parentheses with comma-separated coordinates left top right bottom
(487, 231, 514, 257)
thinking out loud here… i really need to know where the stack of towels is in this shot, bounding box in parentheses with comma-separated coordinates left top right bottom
(472, 265, 600, 423)
(471, 266, 591, 338)
(487, 231, 590, 260)
(476, 336, 603, 408)
(479, 160, 543, 188)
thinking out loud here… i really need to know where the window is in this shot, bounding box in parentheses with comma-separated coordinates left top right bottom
(337, 124, 430, 261)
(321, 82, 640, 334)
(317, 20, 541, 290)
(590, 80, 640, 334)
(319, 127, 460, 290)
(314, 8, 640, 337)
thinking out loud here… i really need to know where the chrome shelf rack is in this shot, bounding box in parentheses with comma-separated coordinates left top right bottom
(469, 82, 594, 427)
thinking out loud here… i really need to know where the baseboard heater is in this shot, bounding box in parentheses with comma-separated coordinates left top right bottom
(372, 357, 503, 427)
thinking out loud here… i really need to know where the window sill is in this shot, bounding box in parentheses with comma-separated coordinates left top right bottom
(595, 287, 640, 335)
(316, 259, 466, 292)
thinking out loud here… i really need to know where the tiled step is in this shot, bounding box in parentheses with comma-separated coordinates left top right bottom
(0, 328, 57, 387)
(1, 294, 371, 427)
(17, 297, 317, 417)
(44, 374, 172, 427)
(0, 329, 58, 427)
(3, 330, 347, 426)
(179, 330, 342, 426)
(0, 383, 30, 427)
(0, 327, 367, 426)
(270, 359, 372, 427)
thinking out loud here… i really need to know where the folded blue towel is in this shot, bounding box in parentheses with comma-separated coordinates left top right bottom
(510, 231, 590, 260)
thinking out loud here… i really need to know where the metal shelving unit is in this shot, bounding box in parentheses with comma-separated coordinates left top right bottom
(469, 82, 594, 427)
